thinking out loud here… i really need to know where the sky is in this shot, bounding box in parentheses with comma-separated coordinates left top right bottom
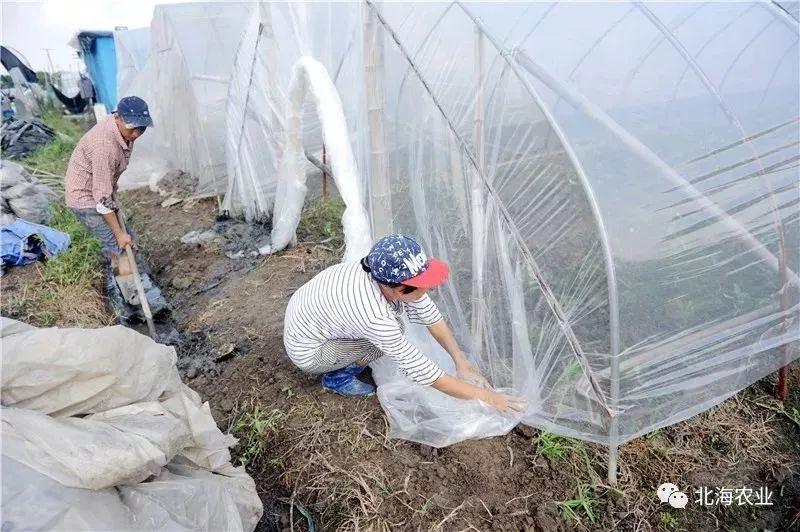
(0, 0, 192, 72)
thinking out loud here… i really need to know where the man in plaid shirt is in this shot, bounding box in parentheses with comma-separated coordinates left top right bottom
(65, 96, 152, 276)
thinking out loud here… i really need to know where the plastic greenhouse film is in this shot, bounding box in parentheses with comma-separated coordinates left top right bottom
(371, 323, 521, 448)
(268, 57, 371, 261)
(222, 3, 284, 222)
(196, 0, 798, 462)
(119, 3, 251, 194)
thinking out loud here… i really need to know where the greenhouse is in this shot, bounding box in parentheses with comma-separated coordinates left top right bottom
(113, 1, 800, 483)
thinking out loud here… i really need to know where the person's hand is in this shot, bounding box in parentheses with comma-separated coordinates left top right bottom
(116, 232, 133, 250)
(456, 358, 491, 388)
(480, 388, 526, 413)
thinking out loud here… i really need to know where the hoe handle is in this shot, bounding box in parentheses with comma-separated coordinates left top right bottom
(117, 213, 158, 341)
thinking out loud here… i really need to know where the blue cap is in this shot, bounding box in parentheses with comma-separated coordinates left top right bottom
(366, 234, 450, 287)
(115, 96, 153, 128)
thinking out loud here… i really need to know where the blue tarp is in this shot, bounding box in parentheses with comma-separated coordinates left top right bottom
(1, 219, 70, 268)
(76, 31, 117, 112)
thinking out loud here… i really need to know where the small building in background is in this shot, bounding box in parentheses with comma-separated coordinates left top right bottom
(69, 30, 117, 112)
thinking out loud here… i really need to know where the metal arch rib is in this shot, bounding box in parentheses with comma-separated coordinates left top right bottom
(668, 4, 757, 110)
(510, 47, 800, 289)
(768, 1, 800, 28)
(364, 0, 616, 415)
(452, 4, 622, 360)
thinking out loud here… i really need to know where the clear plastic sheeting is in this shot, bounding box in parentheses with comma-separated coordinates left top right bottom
(118, 3, 251, 193)
(222, 2, 371, 221)
(0, 318, 262, 531)
(372, 324, 520, 447)
(222, 3, 281, 221)
(267, 56, 372, 261)
(217, 1, 799, 459)
(114, 27, 150, 98)
(120, 1, 799, 466)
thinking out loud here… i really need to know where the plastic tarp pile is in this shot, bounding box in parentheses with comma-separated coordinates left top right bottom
(0, 318, 263, 530)
(0, 160, 55, 225)
(0, 119, 56, 159)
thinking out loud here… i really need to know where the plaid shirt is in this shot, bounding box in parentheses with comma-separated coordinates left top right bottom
(65, 115, 133, 210)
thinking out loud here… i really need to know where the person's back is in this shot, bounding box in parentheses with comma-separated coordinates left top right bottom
(285, 261, 391, 353)
(284, 260, 445, 386)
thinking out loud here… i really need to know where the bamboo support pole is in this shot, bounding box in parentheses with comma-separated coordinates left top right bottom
(363, 1, 391, 236)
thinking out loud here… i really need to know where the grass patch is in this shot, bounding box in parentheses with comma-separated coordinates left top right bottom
(42, 204, 103, 286)
(659, 510, 679, 528)
(533, 431, 600, 482)
(296, 196, 345, 250)
(232, 403, 288, 469)
(0, 109, 110, 329)
(0, 204, 109, 328)
(533, 430, 570, 461)
(558, 483, 598, 524)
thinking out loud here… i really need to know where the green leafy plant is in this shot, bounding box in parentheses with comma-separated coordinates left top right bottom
(296, 196, 346, 249)
(659, 511, 678, 528)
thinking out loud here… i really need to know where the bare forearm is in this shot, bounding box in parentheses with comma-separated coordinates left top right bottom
(431, 373, 486, 401)
(431, 370, 524, 413)
(101, 211, 124, 237)
(427, 320, 468, 366)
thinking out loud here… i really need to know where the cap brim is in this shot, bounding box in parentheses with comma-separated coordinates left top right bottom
(122, 116, 153, 128)
(403, 258, 450, 288)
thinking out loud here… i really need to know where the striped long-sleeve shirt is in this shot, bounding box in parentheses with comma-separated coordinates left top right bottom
(284, 261, 445, 385)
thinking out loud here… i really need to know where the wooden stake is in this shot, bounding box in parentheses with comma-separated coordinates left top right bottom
(322, 144, 328, 198)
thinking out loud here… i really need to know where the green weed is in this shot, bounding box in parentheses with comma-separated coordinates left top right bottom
(645, 428, 661, 441)
(558, 483, 598, 524)
(659, 511, 678, 528)
(232, 405, 287, 468)
(534, 430, 601, 484)
(533, 430, 570, 461)
(296, 196, 345, 249)
(376, 481, 390, 495)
